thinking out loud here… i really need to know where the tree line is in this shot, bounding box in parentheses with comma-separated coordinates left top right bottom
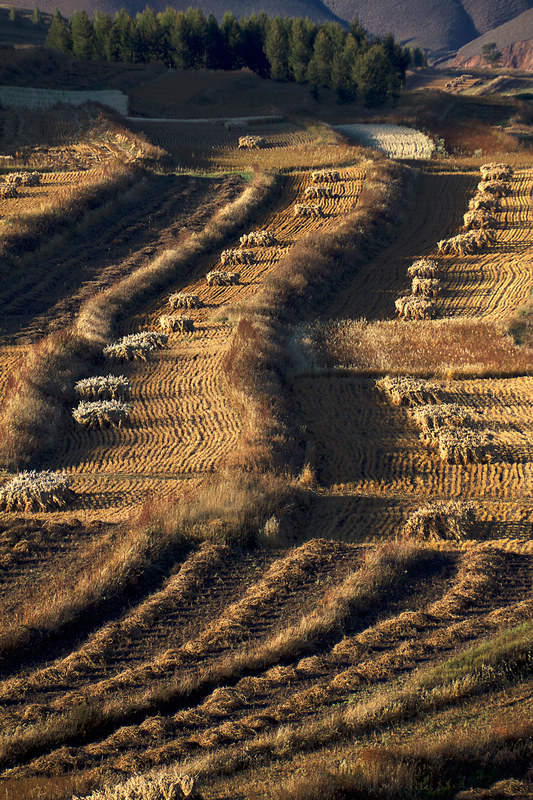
(44, 6, 426, 105)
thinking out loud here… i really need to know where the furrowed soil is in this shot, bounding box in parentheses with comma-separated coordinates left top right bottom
(1, 99, 533, 800)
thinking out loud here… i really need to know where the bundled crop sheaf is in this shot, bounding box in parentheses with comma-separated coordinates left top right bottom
(293, 203, 324, 217)
(409, 403, 480, 443)
(480, 162, 513, 181)
(75, 374, 131, 401)
(0, 470, 73, 512)
(406, 258, 440, 278)
(206, 269, 240, 286)
(168, 292, 203, 310)
(73, 772, 200, 800)
(238, 135, 266, 149)
(411, 277, 440, 297)
(239, 230, 278, 247)
(220, 248, 253, 266)
(159, 315, 195, 333)
(4, 171, 42, 187)
(437, 428, 496, 464)
(402, 500, 475, 542)
(305, 185, 335, 198)
(468, 193, 501, 212)
(311, 168, 340, 182)
(477, 179, 511, 197)
(0, 184, 18, 198)
(103, 332, 168, 361)
(72, 400, 132, 429)
(463, 208, 497, 230)
(437, 230, 494, 255)
(375, 376, 441, 406)
(395, 294, 436, 319)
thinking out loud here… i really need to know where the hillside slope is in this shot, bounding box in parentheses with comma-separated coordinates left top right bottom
(452, 7, 533, 68)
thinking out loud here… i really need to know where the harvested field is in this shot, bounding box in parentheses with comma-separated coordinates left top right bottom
(336, 123, 435, 160)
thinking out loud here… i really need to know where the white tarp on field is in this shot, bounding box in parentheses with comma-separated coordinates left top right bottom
(0, 86, 128, 115)
(336, 123, 435, 160)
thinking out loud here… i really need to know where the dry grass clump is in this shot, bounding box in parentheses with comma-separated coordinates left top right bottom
(437, 230, 494, 255)
(159, 315, 195, 333)
(409, 403, 479, 442)
(411, 277, 440, 297)
(206, 270, 240, 286)
(74, 771, 200, 800)
(477, 179, 511, 197)
(293, 203, 324, 217)
(103, 332, 168, 361)
(463, 208, 497, 230)
(437, 429, 496, 463)
(375, 376, 441, 406)
(406, 258, 440, 278)
(240, 230, 278, 247)
(304, 185, 335, 198)
(402, 501, 475, 542)
(72, 399, 132, 429)
(168, 292, 203, 310)
(395, 294, 436, 319)
(74, 374, 131, 401)
(0, 470, 73, 512)
(480, 162, 513, 181)
(237, 135, 265, 149)
(311, 168, 340, 182)
(220, 248, 253, 266)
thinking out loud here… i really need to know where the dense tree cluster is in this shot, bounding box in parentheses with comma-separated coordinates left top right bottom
(44, 6, 425, 105)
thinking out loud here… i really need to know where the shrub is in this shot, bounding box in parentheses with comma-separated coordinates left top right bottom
(395, 294, 436, 319)
(239, 230, 278, 247)
(206, 270, 240, 286)
(406, 258, 440, 278)
(75, 374, 131, 401)
(375, 376, 441, 406)
(168, 293, 203, 310)
(0, 470, 73, 512)
(72, 400, 132, 429)
(402, 500, 475, 542)
(159, 315, 195, 333)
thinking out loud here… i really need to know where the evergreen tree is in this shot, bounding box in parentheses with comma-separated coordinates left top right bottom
(71, 10, 95, 60)
(203, 12, 225, 70)
(46, 8, 72, 54)
(264, 16, 289, 81)
(241, 14, 269, 77)
(349, 18, 368, 51)
(32, 5, 43, 26)
(184, 7, 207, 68)
(307, 29, 332, 89)
(331, 34, 357, 103)
(112, 9, 139, 62)
(288, 17, 315, 83)
(220, 12, 243, 70)
(135, 6, 161, 62)
(8, 7, 17, 24)
(93, 11, 112, 61)
(356, 43, 391, 106)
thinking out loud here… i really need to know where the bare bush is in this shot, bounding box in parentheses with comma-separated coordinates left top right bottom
(159, 315, 195, 333)
(437, 429, 496, 464)
(395, 294, 436, 319)
(305, 185, 335, 198)
(238, 135, 266, 149)
(240, 230, 278, 247)
(480, 163, 513, 181)
(411, 277, 440, 297)
(293, 203, 324, 218)
(75, 375, 131, 401)
(220, 248, 253, 266)
(168, 293, 203, 310)
(72, 400, 132, 429)
(0, 470, 73, 512)
(463, 208, 497, 230)
(402, 500, 475, 542)
(375, 376, 441, 406)
(311, 169, 340, 182)
(406, 258, 440, 278)
(206, 270, 240, 286)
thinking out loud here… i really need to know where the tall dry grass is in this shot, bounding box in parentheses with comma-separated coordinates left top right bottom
(309, 318, 533, 378)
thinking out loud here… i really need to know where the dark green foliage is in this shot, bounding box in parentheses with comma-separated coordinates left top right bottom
(482, 41, 502, 66)
(32, 5, 43, 26)
(43, 9, 407, 107)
